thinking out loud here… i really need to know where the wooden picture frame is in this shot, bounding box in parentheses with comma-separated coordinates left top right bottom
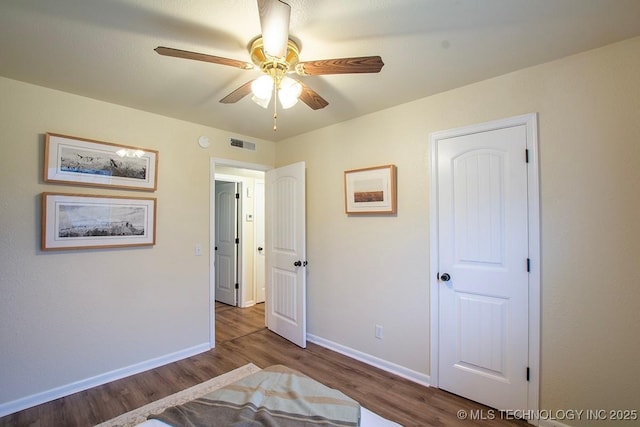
(41, 192, 157, 250)
(44, 132, 158, 191)
(344, 164, 397, 214)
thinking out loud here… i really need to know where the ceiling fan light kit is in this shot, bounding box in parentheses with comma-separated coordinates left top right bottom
(249, 37, 303, 112)
(154, 0, 384, 131)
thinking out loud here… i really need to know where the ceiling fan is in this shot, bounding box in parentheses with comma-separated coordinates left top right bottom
(154, 0, 384, 130)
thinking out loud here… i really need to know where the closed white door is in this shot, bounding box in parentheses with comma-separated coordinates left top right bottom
(265, 162, 306, 348)
(214, 181, 238, 306)
(436, 125, 529, 411)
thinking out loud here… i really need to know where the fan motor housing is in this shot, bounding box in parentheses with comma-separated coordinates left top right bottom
(250, 37, 300, 73)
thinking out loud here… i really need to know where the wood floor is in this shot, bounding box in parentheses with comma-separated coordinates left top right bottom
(1, 303, 528, 427)
(214, 301, 266, 344)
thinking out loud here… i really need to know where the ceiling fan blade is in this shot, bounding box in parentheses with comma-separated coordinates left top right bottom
(298, 81, 328, 110)
(296, 56, 384, 76)
(220, 80, 255, 104)
(155, 46, 254, 70)
(257, 0, 290, 58)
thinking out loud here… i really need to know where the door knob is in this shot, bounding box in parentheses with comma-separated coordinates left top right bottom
(294, 260, 302, 267)
(440, 273, 451, 282)
(257, 246, 264, 252)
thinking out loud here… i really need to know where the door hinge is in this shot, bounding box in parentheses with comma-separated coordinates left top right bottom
(526, 367, 530, 381)
(235, 237, 240, 244)
(526, 258, 531, 272)
(235, 283, 239, 289)
(525, 149, 529, 163)
(235, 192, 240, 199)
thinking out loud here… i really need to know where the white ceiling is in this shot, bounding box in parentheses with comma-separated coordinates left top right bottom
(1, 0, 639, 142)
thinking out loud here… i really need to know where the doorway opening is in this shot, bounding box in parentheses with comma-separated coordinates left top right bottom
(210, 159, 269, 347)
(214, 171, 265, 308)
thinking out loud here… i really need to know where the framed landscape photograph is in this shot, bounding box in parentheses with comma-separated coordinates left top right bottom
(344, 164, 397, 214)
(41, 193, 157, 250)
(44, 133, 158, 191)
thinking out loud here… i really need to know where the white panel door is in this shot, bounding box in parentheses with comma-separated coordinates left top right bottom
(214, 181, 238, 306)
(437, 125, 529, 410)
(265, 162, 306, 348)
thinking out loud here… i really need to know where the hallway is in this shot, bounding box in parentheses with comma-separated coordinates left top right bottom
(215, 302, 265, 344)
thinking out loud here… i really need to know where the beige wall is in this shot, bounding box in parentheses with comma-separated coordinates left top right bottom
(0, 77, 275, 409)
(277, 37, 640, 425)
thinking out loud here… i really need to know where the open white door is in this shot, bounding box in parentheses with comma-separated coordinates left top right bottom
(265, 162, 306, 348)
(214, 181, 238, 306)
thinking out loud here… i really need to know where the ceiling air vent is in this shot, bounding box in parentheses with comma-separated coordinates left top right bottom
(230, 138, 256, 151)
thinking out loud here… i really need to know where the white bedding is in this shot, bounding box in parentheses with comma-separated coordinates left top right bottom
(361, 407, 403, 426)
(137, 406, 401, 427)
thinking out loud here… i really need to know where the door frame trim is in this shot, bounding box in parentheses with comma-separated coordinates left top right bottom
(210, 158, 272, 349)
(428, 113, 540, 414)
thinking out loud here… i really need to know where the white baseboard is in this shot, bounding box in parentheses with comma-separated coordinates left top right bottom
(0, 342, 210, 418)
(308, 335, 577, 427)
(307, 333, 431, 387)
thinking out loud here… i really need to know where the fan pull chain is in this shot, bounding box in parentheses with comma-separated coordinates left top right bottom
(272, 80, 278, 131)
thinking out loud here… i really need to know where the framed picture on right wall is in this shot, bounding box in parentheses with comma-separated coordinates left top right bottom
(344, 164, 397, 214)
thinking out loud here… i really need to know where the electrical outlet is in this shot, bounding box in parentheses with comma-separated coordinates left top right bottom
(375, 325, 383, 339)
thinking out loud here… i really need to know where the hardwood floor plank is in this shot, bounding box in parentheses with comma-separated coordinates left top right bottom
(0, 304, 528, 427)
